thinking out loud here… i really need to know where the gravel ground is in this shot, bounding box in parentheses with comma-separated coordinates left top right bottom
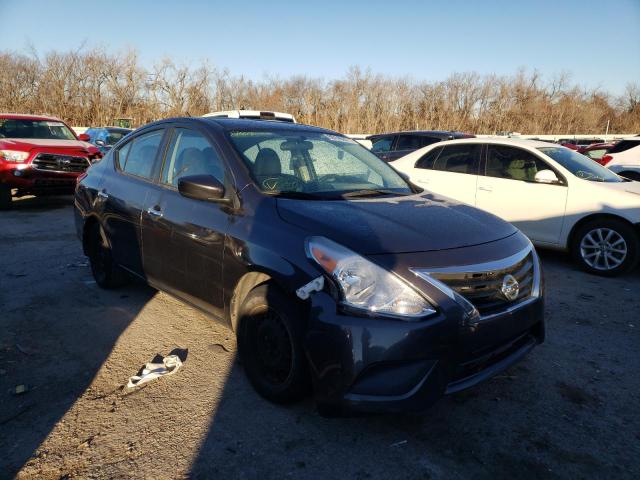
(1, 196, 639, 480)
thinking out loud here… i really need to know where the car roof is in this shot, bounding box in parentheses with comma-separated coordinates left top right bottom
(0, 113, 65, 122)
(429, 137, 559, 149)
(368, 130, 469, 139)
(147, 116, 336, 135)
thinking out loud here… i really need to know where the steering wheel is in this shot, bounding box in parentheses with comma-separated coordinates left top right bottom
(319, 174, 341, 184)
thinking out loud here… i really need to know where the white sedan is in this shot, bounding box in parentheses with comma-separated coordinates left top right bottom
(391, 138, 640, 276)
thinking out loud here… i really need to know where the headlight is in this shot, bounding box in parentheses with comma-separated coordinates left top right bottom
(0, 150, 30, 163)
(306, 236, 436, 319)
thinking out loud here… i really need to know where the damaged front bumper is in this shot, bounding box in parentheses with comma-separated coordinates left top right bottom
(303, 290, 544, 413)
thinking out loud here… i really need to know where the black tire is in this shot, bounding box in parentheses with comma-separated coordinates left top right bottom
(237, 284, 310, 404)
(571, 218, 639, 276)
(0, 185, 11, 210)
(86, 223, 129, 289)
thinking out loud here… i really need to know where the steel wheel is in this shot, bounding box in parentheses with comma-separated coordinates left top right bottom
(238, 284, 310, 403)
(579, 228, 628, 271)
(251, 308, 294, 386)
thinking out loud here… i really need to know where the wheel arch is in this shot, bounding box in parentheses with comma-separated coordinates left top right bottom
(567, 213, 640, 250)
(229, 270, 275, 333)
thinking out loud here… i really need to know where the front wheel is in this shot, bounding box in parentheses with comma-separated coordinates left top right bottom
(237, 284, 310, 404)
(0, 185, 12, 210)
(571, 219, 639, 276)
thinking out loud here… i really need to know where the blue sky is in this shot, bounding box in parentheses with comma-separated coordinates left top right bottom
(1, 0, 638, 94)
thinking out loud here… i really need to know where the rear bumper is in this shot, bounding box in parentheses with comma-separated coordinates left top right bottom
(305, 291, 544, 413)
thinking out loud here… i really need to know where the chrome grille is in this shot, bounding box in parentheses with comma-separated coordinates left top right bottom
(32, 153, 90, 173)
(425, 250, 536, 316)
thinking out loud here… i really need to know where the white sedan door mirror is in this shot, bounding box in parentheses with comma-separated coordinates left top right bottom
(534, 169, 560, 184)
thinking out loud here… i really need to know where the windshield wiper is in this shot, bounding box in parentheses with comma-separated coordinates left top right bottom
(341, 189, 412, 198)
(268, 191, 327, 200)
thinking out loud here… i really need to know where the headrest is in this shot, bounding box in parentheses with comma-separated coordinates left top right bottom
(254, 148, 281, 176)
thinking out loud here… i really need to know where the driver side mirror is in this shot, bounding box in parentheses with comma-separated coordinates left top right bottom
(534, 169, 561, 184)
(178, 175, 228, 203)
(78, 133, 90, 142)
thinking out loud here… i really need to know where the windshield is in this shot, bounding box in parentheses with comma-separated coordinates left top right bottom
(228, 130, 414, 198)
(538, 147, 623, 183)
(0, 118, 77, 140)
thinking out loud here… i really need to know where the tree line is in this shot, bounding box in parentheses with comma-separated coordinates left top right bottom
(1, 47, 638, 134)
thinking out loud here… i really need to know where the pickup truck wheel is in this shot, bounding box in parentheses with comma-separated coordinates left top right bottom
(0, 185, 12, 210)
(572, 219, 639, 276)
(87, 223, 128, 289)
(237, 284, 310, 404)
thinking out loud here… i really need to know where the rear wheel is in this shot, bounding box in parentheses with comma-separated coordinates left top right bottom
(0, 185, 12, 210)
(571, 218, 639, 276)
(86, 223, 128, 289)
(237, 284, 310, 403)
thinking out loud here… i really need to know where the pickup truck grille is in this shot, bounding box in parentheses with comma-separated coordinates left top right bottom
(32, 153, 90, 173)
(428, 251, 535, 316)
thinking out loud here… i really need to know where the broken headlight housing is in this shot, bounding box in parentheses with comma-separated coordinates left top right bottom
(306, 236, 436, 320)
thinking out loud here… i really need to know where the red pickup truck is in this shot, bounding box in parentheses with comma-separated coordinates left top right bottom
(0, 113, 102, 209)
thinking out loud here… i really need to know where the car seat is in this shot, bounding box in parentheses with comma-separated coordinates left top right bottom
(172, 147, 208, 184)
(506, 159, 537, 181)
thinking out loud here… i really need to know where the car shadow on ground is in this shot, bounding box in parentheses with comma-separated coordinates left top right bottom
(0, 202, 156, 477)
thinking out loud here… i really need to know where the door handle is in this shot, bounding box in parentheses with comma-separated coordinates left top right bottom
(478, 186, 493, 192)
(97, 191, 109, 200)
(146, 206, 163, 218)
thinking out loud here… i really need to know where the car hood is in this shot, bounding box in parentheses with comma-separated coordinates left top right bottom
(276, 192, 518, 255)
(0, 138, 95, 153)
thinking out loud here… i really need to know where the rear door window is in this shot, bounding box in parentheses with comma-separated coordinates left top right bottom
(396, 134, 423, 151)
(433, 144, 481, 174)
(117, 129, 164, 180)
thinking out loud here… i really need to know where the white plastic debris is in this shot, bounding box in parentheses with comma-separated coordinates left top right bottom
(127, 355, 183, 388)
(296, 276, 324, 300)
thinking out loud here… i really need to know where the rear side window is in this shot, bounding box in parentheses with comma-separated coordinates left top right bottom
(117, 130, 163, 179)
(396, 135, 422, 150)
(415, 146, 443, 169)
(371, 136, 395, 153)
(432, 144, 481, 174)
(397, 135, 442, 150)
(485, 145, 549, 182)
(161, 128, 225, 186)
(609, 140, 640, 154)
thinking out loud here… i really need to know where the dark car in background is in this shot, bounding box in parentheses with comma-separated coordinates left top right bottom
(75, 117, 544, 414)
(368, 130, 475, 162)
(84, 127, 133, 153)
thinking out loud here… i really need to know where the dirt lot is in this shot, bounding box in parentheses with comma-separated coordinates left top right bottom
(1, 195, 639, 480)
